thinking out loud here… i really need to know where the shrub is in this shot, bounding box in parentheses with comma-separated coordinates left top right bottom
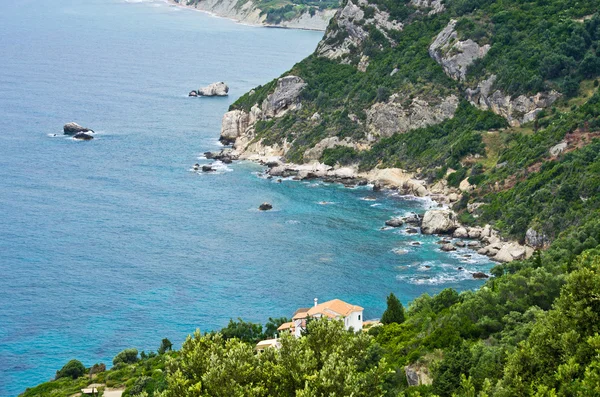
(55, 360, 86, 380)
(113, 348, 139, 366)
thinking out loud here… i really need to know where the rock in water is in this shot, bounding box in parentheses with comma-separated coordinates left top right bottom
(472, 272, 489, 279)
(73, 132, 94, 141)
(202, 165, 215, 172)
(198, 82, 229, 97)
(385, 218, 404, 228)
(440, 243, 456, 252)
(63, 122, 93, 135)
(259, 202, 273, 211)
(189, 90, 198, 97)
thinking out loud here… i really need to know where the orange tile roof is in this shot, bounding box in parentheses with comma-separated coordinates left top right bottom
(307, 299, 364, 318)
(277, 321, 294, 331)
(292, 308, 311, 320)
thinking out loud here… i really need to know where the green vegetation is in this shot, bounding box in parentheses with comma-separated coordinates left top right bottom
(24, 220, 600, 395)
(55, 360, 86, 380)
(381, 293, 405, 325)
(21, 1, 600, 396)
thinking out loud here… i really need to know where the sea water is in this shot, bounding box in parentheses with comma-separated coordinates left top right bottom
(0, 0, 493, 395)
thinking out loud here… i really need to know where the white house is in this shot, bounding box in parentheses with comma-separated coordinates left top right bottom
(277, 298, 364, 337)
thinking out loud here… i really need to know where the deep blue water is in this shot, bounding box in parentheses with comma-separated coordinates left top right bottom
(0, 0, 493, 395)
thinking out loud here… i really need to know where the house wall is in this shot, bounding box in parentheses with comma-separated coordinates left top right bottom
(346, 310, 363, 332)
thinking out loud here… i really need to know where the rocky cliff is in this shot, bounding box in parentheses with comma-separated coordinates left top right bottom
(218, 0, 600, 247)
(171, 0, 337, 31)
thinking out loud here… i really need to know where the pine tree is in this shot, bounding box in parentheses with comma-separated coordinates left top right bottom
(381, 293, 405, 325)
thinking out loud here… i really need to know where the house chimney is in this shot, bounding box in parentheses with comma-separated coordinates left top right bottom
(314, 298, 318, 307)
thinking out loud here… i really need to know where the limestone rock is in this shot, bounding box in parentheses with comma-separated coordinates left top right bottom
(468, 228, 482, 239)
(262, 76, 306, 118)
(550, 142, 568, 157)
(198, 82, 229, 96)
(459, 178, 475, 192)
(410, 0, 445, 15)
(441, 243, 457, 251)
(429, 20, 491, 81)
(421, 209, 457, 235)
(303, 137, 358, 162)
(525, 228, 548, 249)
(453, 227, 469, 238)
(220, 110, 249, 145)
(63, 122, 93, 136)
(366, 94, 459, 140)
(494, 243, 527, 263)
(466, 75, 561, 127)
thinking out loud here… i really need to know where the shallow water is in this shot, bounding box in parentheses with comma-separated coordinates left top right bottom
(0, 0, 493, 395)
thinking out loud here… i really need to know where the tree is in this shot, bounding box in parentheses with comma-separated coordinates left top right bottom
(263, 317, 290, 339)
(220, 318, 263, 343)
(381, 293, 405, 325)
(55, 359, 86, 380)
(158, 338, 173, 355)
(113, 348, 139, 366)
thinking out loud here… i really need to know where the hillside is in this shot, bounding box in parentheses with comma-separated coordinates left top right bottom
(171, 0, 339, 31)
(22, 1, 600, 396)
(222, 0, 600, 245)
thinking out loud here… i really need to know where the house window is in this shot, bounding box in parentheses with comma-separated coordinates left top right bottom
(358, 315, 361, 320)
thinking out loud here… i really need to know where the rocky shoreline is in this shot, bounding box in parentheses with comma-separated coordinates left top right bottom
(202, 146, 535, 270)
(166, 0, 337, 32)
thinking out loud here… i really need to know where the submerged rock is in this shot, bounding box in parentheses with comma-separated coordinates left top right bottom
(202, 165, 215, 172)
(259, 202, 273, 211)
(63, 122, 93, 135)
(198, 82, 229, 96)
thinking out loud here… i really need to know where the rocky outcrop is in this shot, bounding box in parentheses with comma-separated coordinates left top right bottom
(429, 20, 491, 81)
(303, 137, 359, 162)
(198, 82, 229, 96)
(525, 228, 548, 249)
(73, 132, 93, 141)
(220, 110, 249, 145)
(385, 218, 404, 227)
(63, 122, 93, 135)
(466, 75, 561, 127)
(262, 76, 306, 118)
(493, 242, 527, 263)
(421, 209, 457, 235)
(259, 202, 273, 211)
(549, 142, 568, 157)
(366, 94, 459, 139)
(316, 0, 402, 61)
(404, 364, 432, 387)
(410, 0, 445, 15)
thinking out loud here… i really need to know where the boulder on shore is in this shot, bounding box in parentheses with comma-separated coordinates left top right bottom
(73, 132, 94, 141)
(259, 202, 273, 211)
(198, 82, 229, 97)
(421, 209, 457, 235)
(63, 122, 93, 135)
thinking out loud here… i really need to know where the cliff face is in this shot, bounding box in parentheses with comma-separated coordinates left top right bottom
(222, 0, 599, 166)
(172, 0, 337, 31)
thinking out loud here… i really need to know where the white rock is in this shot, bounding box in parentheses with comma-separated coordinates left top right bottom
(421, 209, 457, 235)
(198, 82, 229, 96)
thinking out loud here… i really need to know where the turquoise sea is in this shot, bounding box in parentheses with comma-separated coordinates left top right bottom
(0, 0, 493, 395)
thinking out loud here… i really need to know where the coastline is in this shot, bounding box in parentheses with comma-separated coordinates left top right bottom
(164, 0, 335, 32)
(203, 146, 535, 270)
